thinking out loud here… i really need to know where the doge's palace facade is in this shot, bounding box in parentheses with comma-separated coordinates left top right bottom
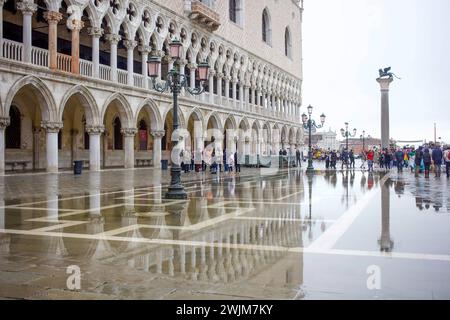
(0, 0, 304, 174)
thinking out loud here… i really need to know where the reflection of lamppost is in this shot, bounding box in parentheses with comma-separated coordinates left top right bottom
(360, 130, 371, 153)
(148, 38, 209, 199)
(306, 172, 314, 240)
(302, 105, 326, 172)
(340, 122, 357, 151)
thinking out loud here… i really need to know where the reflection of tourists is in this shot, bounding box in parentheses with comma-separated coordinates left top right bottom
(443, 146, 450, 178)
(432, 144, 443, 178)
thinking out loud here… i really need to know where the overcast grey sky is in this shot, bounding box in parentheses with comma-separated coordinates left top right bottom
(302, 0, 450, 144)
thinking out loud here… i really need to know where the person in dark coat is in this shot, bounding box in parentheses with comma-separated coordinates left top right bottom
(432, 144, 443, 177)
(415, 146, 424, 176)
(234, 151, 241, 173)
(394, 148, 405, 173)
(423, 147, 432, 178)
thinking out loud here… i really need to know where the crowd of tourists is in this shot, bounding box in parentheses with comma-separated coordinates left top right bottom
(321, 143, 450, 178)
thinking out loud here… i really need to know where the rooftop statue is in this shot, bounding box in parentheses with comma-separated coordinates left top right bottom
(378, 67, 401, 79)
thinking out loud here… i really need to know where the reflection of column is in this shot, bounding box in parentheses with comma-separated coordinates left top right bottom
(88, 27, 103, 78)
(86, 125, 104, 172)
(0, 117, 10, 175)
(106, 34, 121, 82)
(17, 1, 37, 63)
(379, 182, 394, 251)
(42, 122, 63, 173)
(151, 130, 165, 169)
(44, 11, 63, 70)
(122, 128, 138, 169)
(376, 77, 394, 149)
(124, 40, 137, 86)
(67, 18, 84, 75)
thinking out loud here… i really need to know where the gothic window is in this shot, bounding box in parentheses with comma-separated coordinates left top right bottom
(5, 105, 21, 149)
(262, 9, 271, 45)
(285, 28, 292, 58)
(113, 117, 123, 150)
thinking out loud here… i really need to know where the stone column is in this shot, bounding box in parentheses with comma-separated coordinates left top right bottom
(121, 128, 137, 169)
(41, 121, 63, 173)
(106, 34, 121, 82)
(231, 78, 237, 107)
(0, 0, 4, 58)
(88, 27, 103, 78)
(124, 40, 137, 86)
(216, 73, 223, 102)
(188, 63, 197, 89)
(139, 45, 151, 89)
(243, 85, 249, 109)
(0, 117, 10, 175)
(67, 19, 84, 75)
(86, 125, 104, 172)
(377, 77, 393, 149)
(151, 131, 165, 169)
(178, 59, 188, 95)
(208, 70, 215, 104)
(250, 86, 256, 105)
(44, 11, 62, 70)
(17, 0, 37, 63)
(224, 77, 230, 101)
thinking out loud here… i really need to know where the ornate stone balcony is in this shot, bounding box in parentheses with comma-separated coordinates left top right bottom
(188, 1, 221, 31)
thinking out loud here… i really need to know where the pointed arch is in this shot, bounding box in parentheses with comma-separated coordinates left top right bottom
(135, 98, 163, 130)
(101, 93, 133, 127)
(59, 85, 100, 126)
(4, 75, 57, 122)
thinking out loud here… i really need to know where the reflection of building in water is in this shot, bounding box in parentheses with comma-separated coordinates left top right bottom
(379, 180, 394, 252)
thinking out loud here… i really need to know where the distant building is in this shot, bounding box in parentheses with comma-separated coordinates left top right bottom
(303, 128, 339, 151)
(340, 137, 382, 154)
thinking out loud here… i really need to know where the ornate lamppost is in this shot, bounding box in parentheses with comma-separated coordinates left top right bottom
(302, 105, 326, 172)
(360, 130, 371, 153)
(148, 38, 209, 199)
(340, 122, 357, 151)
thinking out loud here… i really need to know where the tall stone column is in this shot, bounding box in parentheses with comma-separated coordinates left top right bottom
(124, 40, 137, 86)
(139, 45, 151, 89)
(88, 27, 103, 78)
(208, 70, 215, 104)
(17, 0, 37, 63)
(188, 63, 197, 89)
(41, 121, 63, 173)
(106, 34, 121, 82)
(224, 77, 230, 100)
(151, 131, 165, 169)
(67, 19, 84, 75)
(250, 86, 256, 105)
(377, 77, 393, 149)
(0, 117, 10, 175)
(243, 85, 249, 109)
(44, 11, 62, 70)
(122, 128, 137, 169)
(216, 73, 223, 102)
(231, 79, 237, 108)
(86, 125, 104, 172)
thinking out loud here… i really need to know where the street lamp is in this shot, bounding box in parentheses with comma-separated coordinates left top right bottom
(302, 105, 326, 172)
(340, 122, 357, 151)
(360, 130, 371, 153)
(148, 38, 210, 199)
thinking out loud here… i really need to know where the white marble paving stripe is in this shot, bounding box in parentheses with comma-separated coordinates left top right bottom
(2, 227, 450, 262)
(307, 173, 390, 251)
(233, 216, 337, 223)
(102, 225, 142, 236)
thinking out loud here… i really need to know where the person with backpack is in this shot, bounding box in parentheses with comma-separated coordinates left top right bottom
(423, 147, 432, 178)
(432, 144, 443, 178)
(395, 148, 404, 173)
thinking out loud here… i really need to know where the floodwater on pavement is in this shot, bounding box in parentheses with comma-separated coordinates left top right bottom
(0, 168, 449, 299)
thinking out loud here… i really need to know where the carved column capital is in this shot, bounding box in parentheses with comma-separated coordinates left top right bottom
(88, 27, 104, 38)
(16, 1, 37, 15)
(121, 128, 138, 136)
(85, 125, 105, 135)
(0, 117, 10, 129)
(123, 40, 138, 51)
(67, 19, 84, 31)
(138, 45, 152, 54)
(187, 63, 197, 70)
(151, 130, 166, 139)
(41, 121, 63, 133)
(44, 11, 63, 23)
(105, 33, 122, 45)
